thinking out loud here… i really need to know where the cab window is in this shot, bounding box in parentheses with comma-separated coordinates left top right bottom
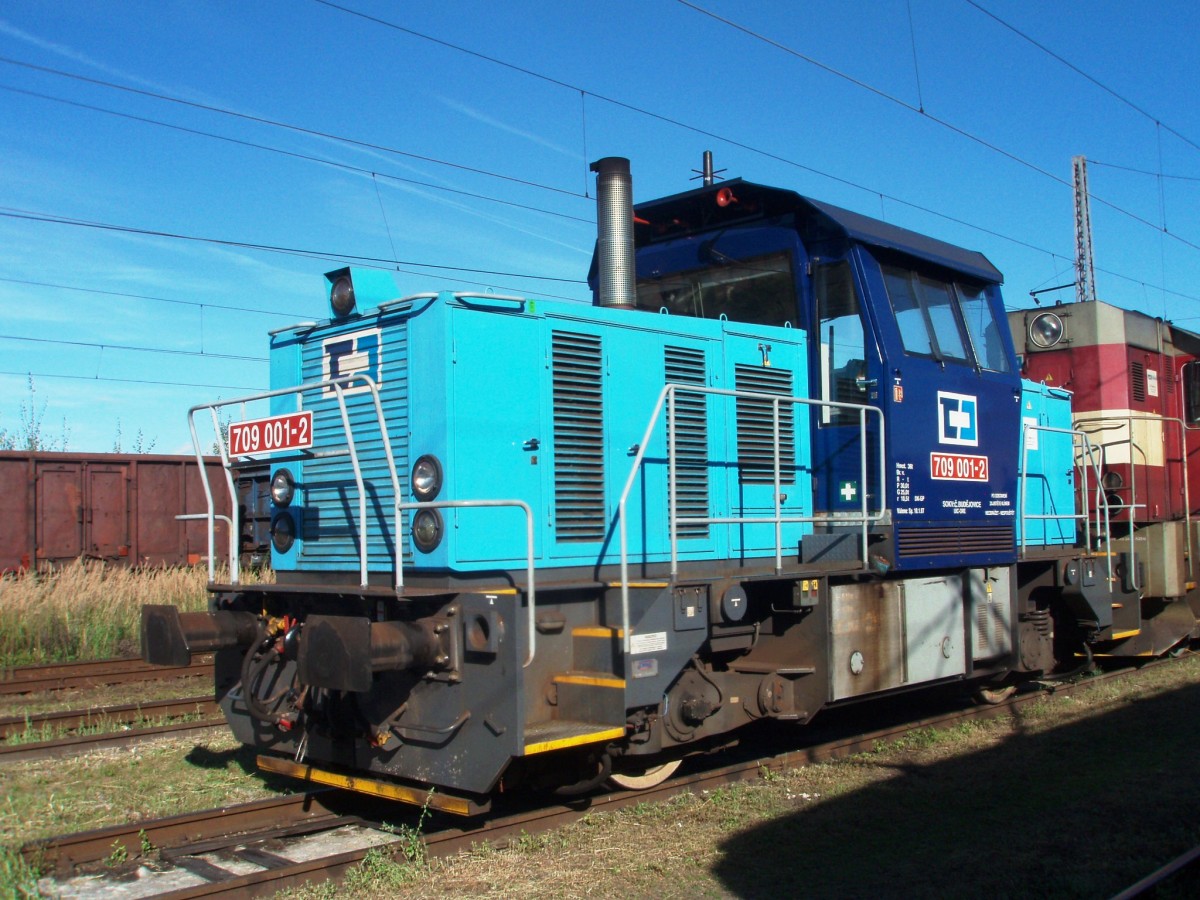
(635, 251, 797, 327)
(1184, 362, 1200, 425)
(814, 260, 866, 425)
(957, 283, 1011, 372)
(881, 265, 968, 362)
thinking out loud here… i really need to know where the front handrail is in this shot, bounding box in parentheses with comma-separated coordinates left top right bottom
(187, 374, 401, 588)
(1075, 413, 1193, 586)
(396, 499, 537, 667)
(617, 383, 886, 654)
(1017, 423, 1114, 586)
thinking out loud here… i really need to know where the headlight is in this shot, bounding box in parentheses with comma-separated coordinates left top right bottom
(270, 468, 295, 507)
(271, 512, 296, 553)
(1028, 312, 1064, 348)
(330, 274, 356, 317)
(411, 455, 443, 502)
(412, 509, 444, 553)
(1102, 470, 1124, 491)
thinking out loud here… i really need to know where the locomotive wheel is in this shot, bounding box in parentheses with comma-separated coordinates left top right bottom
(607, 758, 681, 790)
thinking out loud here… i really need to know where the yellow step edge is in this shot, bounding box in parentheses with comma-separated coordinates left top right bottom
(523, 726, 627, 756)
(554, 673, 626, 689)
(257, 755, 477, 816)
(1109, 629, 1141, 641)
(572, 626, 625, 638)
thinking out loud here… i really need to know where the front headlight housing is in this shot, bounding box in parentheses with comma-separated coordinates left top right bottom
(271, 512, 296, 553)
(412, 509, 444, 553)
(1029, 312, 1064, 349)
(411, 455, 443, 502)
(330, 273, 356, 317)
(270, 468, 295, 507)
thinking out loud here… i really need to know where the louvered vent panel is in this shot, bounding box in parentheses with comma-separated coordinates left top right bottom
(1131, 361, 1146, 402)
(735, 365, 795, 485)
(552, 331, 606, 542)
(665, 346, 710, 538)
(897, 525, 1014, 558)
(973, 593, 1011, 660)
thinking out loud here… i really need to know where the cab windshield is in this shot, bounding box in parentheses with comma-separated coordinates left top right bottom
(635, 251, 797, 327)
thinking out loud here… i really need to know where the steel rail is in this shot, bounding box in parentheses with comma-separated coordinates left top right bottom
(0, 656, 213, 696)
(0, 695, 219, 740)
(0, 718, 226, 764)
(1110, 843, 1200, 899)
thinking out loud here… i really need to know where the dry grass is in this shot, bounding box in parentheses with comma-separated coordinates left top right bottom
(0, 561, 273, 668)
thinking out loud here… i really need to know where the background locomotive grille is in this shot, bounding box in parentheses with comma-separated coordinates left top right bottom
(299, 321, 409, 566)
(552, 330, 606, 542)
(665, 346, 710, 538)
(734, 365, 795, 485)
(1130, 361, 1146, 402)
(897, 525, 1014, 558)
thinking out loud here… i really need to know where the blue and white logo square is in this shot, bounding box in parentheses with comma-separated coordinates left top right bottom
(937, 391, 978, 446)
(322, 328, 382, 395)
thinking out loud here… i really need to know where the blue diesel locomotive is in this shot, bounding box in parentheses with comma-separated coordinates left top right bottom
(143, 157, 1197, 813)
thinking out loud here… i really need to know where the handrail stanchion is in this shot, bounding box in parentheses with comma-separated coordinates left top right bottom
(773, 397, 783, 574)
(667, 386, 679, 580)
(860, 406, 870, 570)
(332, 383, 369, 589)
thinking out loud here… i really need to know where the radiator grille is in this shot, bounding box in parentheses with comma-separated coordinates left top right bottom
(552, 331, 606, 541)
(735, 365, 795, 484)
(665, 346, 709, 538)
(897, 525, 1014, 558)
(1131, 361, 1146, 402)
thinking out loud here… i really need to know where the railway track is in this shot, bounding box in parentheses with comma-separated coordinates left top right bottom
(0, 695, 224, 763)
(0, 655, 213, 696)
(27, 656, 1189, 899)
(0, 656, 223, 762)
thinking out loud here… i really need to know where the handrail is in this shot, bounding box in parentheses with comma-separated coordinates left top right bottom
(1017, 423, 1114, 587)
(175, 513, 235, 571)
(396, 499, 537, 666)
(618, 383, 886, 654)
(1075, 413, 1193, 584)
(186, 374, 401, 588)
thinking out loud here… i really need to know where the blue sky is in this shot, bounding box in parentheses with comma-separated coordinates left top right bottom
(1, 0, 1197, 453)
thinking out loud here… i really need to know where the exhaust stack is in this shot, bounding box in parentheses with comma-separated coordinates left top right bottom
(591, 157, 636, 309)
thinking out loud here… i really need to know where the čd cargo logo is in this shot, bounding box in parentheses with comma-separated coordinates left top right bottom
(322, 328, 382, 395)
(937, 391, 978, 447)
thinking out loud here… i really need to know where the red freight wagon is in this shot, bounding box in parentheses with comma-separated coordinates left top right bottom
(0, 452, 242, 571)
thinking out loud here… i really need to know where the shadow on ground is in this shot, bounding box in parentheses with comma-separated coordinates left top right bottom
(715, 678, 1200, 899)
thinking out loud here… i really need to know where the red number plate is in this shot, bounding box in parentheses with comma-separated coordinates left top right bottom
(228, 411, 313, 457)
(930, 452, 989, 482)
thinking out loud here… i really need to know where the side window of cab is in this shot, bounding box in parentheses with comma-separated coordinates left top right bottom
(1183, 361, 1200, 426)
(814, 259, 866, 424)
